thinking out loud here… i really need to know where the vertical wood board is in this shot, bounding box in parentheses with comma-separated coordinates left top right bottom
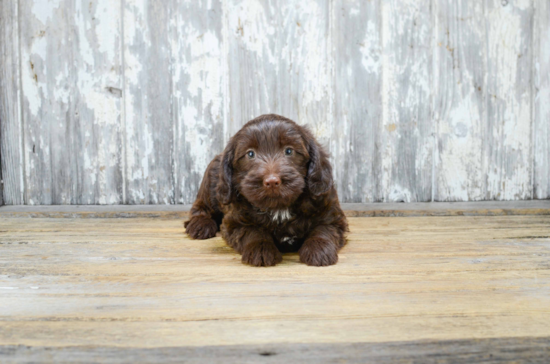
(484, 0, 533, 200)
(534, 0, 550, 199)
(0, 0, 24, 205)
(433, 1, 487, 201)
(172, 0, 225, 204)
(381, 0, 433, 202)
(20, 0, 76, 204)
(1, 0, 549, 204)
(19, 0, 123, 204)
(225, 0, 332, 148)
(332, 0, 383, 202)
(123, 0, 174, 204)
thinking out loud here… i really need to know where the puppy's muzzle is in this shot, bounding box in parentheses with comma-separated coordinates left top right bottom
(263, 174, 282, 196)
(263, 174, 281, 189)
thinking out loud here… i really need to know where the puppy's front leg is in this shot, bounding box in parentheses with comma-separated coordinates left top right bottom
(300, 225, 345, 266)
(224, 225, 282, 267)
(185, 156, 223, 240)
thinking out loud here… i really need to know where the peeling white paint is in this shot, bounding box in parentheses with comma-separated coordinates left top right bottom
(226, 0, 276, 64)
(94, 1, 119, 63)
(360, 21, 380, 74)
(21, 58, 42, 117)
(438, 93, 484, 201)
(486, 0, 532, 200)
(31, 0, 61, 25)
(75, 1, 95, 68)
(172, 1, 226, 203)
(4, 0, 549, 205)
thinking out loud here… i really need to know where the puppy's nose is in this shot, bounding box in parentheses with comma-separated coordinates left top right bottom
(263, 175, 281, 189)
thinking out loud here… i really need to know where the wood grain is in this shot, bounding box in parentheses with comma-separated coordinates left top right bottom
(18, 0, 124, 205)
(0, 0, 24, 205)
(172, 0, 225, 204)
(433, 1, 486, 201)
(73, 0, 124, 205)
(534, 0, 550, 199)
(485, 0, 533, 200)
(123, 0, 174, 204)
(0, 215, 549, 352)
(19, 0, 72, 204)
(1, 0, 549, 204)
(332, 0, 382, 203)
(2, 337, 550, 363)
(225, 0, 331, 145)
(381, 0, 433, 202)
(0, 200, 549, 219)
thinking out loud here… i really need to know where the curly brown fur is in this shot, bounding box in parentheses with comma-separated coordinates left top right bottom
(184, 114, 348, 267)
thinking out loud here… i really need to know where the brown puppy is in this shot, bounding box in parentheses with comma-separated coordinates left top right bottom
(184, 114, 348, 266)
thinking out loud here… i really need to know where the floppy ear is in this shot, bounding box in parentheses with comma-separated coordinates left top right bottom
(305, 133, 333, 197)
(216, 141, 235, 205)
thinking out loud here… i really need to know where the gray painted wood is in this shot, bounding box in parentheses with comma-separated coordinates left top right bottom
(224, 0, 279, 138)
(0, 0, 24, 205)
(173, 0, 226, 204)
(433, 1, 487, 201)
(225, 0, 332, 146)
(18, 0, 123, 205)
(485, 0, 533, 200)
(380, 0, 433, 202)
(20, 0, 72, 205)
(534, 0, 550, 199)
(332, 0, 382, 203)
(73, 0, 124, 205)
(1, 0, 549, 205)
(123, 0, 174, 204)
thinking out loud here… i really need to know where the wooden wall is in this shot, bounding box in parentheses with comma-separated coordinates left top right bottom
(0, 0, 549, 205)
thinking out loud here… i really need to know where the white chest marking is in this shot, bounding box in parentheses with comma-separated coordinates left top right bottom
(281, 236, 297, 245)
(271, 209, 292, 223)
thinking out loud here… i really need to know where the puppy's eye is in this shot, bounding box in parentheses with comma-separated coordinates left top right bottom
(247, 150, 255, 159)
(284, 148, 293, 156)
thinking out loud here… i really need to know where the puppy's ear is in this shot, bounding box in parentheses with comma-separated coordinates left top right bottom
(216, 141, 235, 205)
(305, 132, 333, 197)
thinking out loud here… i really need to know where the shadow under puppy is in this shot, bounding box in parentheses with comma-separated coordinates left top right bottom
(185, 114, 348, 266)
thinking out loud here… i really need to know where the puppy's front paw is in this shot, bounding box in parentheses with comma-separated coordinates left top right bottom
(184, 216, 218, 239)
(242, 241, 282, 267)
(299, 238, 338, 266)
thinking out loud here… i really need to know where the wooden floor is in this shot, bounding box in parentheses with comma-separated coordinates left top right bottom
(1, 211, 550, 362)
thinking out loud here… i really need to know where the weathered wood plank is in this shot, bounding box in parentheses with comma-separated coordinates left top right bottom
(2, 0, 550, 205)
(534, 0, 550, 199)
(0, 0, 24, 205)
(123, 0, 174, 204)
(380, 0, 433, 202)
(225, 0, 332, 147)
(0, 200, 549, 219)
(172, 0, 225, 204)
(275, 0, 332, 148)
(485, 0, 533, 200)
(0, 216, 549, 350)
(2, 337, 550, 364)
(332, 0, 382, 203)
(18, 0, 123, 205)
(72, 0, 124, 204)
(433, 1, 486, 201)
(224, 0, 277, 138)
(19, 0, 75, 204)
(0, 152, 2, 206)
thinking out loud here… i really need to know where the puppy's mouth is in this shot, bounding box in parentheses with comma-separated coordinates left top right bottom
(240, 172, 305, 210)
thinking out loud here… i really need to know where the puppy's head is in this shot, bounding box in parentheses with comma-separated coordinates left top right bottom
(217, 114, 333, 210)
